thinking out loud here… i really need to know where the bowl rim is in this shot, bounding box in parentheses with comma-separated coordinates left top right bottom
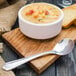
(18, 2, 64, 26)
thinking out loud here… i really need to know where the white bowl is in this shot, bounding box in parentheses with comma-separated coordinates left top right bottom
(18, 3, 64, 39)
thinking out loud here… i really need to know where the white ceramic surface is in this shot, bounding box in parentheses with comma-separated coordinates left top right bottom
(18, 3, 64, 39)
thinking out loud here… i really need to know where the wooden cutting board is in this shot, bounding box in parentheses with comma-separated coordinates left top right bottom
(2, 26, 76, 73)
(0, 56, 15, 76)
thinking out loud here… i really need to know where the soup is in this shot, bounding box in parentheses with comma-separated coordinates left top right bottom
(21, 3, 61, 24)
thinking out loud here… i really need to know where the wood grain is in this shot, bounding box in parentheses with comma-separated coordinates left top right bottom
(2, 25, 76, 73)
(0, 56, 15, 76)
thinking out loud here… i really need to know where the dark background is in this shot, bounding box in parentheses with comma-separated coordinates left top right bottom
(1, 0, 76, 76)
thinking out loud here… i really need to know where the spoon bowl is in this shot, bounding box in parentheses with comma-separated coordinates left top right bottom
(53, 38, 74, 55)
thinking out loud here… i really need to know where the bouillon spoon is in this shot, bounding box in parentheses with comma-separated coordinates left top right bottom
(3, 38, 74, 71)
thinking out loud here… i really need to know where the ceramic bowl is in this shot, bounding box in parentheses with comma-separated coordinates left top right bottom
(18, 3, 64, 39)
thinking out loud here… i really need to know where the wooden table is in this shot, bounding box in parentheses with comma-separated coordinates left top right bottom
(1, 0, 76, 76)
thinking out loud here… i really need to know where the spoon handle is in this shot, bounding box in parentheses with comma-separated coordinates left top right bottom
(3, 50, 56, 71)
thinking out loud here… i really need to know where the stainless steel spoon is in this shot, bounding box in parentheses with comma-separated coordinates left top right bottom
(3, 38, 74, 71)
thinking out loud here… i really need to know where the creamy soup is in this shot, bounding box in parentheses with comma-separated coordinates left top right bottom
(21, 3, 61, 24)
